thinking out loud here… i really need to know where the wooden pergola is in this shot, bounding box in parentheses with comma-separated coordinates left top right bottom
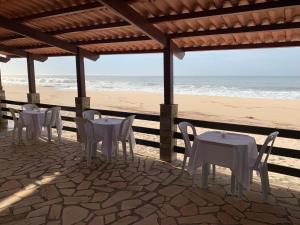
(0, 0, 300, 162)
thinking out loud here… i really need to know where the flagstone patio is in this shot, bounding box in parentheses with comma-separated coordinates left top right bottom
(0, 129, 299, 225)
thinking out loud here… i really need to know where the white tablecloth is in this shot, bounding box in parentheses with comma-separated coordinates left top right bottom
(187, 131, 258, 189)
(91, 118, 135, 160)
(20, 109, 63, 140)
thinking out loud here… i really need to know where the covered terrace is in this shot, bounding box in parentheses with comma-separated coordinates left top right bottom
(0, 0, 299, 224)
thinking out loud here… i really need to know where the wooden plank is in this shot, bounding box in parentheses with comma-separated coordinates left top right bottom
(75, 48, 86, 97)
(151, 0, 300, 23)
(96, 0, 184, 59)
(26, 53, 36, 93)
(163, 39, 174, 105)
(0, 43, 47, 62)
(1, 0, 299, 44)
(0, 16, 99, 61)
(14, 21, 300, 52)
(170, 22, 300, 39)
(174, 118, 300, 139)
(0, 56, 10, 63)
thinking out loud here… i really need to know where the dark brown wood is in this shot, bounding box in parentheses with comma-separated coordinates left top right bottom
(0, 16, 99, 61)
(0, 43, 47, 62)
(15, 2, 102, 22)
(0, 68, 3, 90)
(1, 0, 299, 44)
(151, 0, 300, 23)
(76, 48, 86, 97)
(169, 22, 300, 39)
(97, 0, 184, 59)
(26, 53, 36, 93)
(15, 21, 300, 52)
(163, 39, 174, 105)
(0, 56, 10, 63)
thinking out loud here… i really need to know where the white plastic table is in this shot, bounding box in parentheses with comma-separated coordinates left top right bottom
(20, 109, 62, 142)
(187, 131, 258, 190)
(91, 118, 135, 161)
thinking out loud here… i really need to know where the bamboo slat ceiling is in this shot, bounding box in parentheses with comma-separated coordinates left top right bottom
(0, 0, 300, 57)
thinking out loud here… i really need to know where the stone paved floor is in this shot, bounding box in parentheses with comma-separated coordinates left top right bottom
(0, 130, 299, 225)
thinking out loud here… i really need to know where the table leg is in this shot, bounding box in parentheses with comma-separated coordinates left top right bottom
(201, 163, 209, 188)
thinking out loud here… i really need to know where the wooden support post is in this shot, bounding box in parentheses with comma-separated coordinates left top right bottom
(0, 68, 8, 128)
(26, 53, 40, 103)
(160, 39, 177, 162)
(75, 48, 90, 118)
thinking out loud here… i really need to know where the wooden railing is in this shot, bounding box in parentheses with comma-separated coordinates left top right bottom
(1, 99, 299, 178)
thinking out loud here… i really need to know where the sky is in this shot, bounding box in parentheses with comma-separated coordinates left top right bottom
(1, 47, 300, 77)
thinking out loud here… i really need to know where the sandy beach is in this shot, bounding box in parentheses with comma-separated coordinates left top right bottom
(3, 84, 300, 129)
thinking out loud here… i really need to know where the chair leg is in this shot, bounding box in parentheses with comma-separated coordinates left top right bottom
(264, 167, 271, 193)
(129, 139, 134, 159)
(122, 141, 127, 160)
(250, 170, 253, 184)
(47, 127, 52, 142)
(231, 174, 236, 194)
(12, 127, 16, 144)
(57, 128, 62, 142)
(181, 155, 187, 174)
(260, 168, 268, 202)
(17, 126, 22, 145)
(212, 164, 216, 180)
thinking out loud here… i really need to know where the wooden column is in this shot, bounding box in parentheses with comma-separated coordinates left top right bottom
(0, 68, 7, 128)
(160, 39, 177, 162)
(75, 48, 90, 118)
(26, 53, 40, 103)
(163, 40, 174, 105)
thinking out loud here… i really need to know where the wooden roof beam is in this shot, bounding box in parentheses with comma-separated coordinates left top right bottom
(96, 0, 185, 59)
(1, 0, 299, 43)
(0, 16, 99, 61)
(16, 22, 300, 51)
(0, 56, 10, 63)
(0, 43, 47, 62)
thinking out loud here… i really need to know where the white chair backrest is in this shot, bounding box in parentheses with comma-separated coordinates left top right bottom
(9, 108, 20, 124)
(119, 115, 135, 141)
(253, 131, 279, 170)
(21, 104, 38, 111)
(44, 107, 61, 127)
(178, 122, 197, 155)
(74, 117, 95, 144)
(83, 110, 101, 120)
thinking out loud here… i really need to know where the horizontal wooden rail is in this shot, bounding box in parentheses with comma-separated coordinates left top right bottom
(2, 99, 75, 112)
(175, 117, 300, 140)
(88, 107, 160, 122)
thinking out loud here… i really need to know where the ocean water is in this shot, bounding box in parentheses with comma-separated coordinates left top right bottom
(2, 75, 300, 100)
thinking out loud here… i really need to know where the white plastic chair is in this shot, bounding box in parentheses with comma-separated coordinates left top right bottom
(83, 110, 101, 120)
(178, 122, 197, 172)
(9, 108, 28, 144)
(178, 122, 216, 179)
(251, 131, 279, 201)
(43, 107, 61, 142)
(118, 115, 135, 160)
(21, 104, 38, 111)
(74, 117, 97, 167)
(231, 131, 279, 200)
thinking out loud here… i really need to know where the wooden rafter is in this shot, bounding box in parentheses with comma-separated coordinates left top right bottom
(96, 0, 185, 59)
(15, 22, 300, 51)
(0, 43, 47, 62)
(0, 56, 10, 63)
(0, 16, 99, 61)
(0, 0, 299, 44)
